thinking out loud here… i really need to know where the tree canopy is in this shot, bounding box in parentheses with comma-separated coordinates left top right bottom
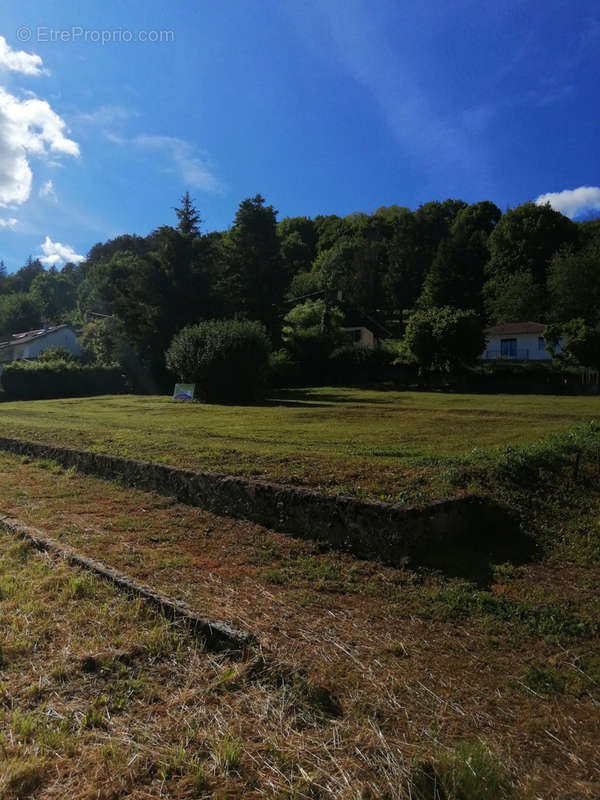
(1, 190, 598, 384)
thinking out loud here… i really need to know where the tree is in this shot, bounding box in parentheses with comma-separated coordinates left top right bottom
(85, 214, 223, 387)
(546, 319, 600, 372)
(314, 215, 350, 253)
(0, 293, 42, 336)
(484, 269, 546, 324)
(385, 201, 466, 314)
(3, 257, 44, 294)
(174, 191, 201, 237)
(277, 215, 318, 271)
(419, 201, 501, 311)
(223, 194, 285, 338)
(30, 270, 76, 322)
(282, 298, 344, 371)
(404, 307, 484, 372)
(314, 236, 387, 312)
(79, 317, 129, 367)
(484, 202, 577, 322)
(280, 231, 314, 277)
(547, 242, 600, 324)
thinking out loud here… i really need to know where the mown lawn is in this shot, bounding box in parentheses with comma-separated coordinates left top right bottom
(0, 388, 598, 497)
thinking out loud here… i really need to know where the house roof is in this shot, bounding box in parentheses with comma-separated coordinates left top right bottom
(0, 324, 70, 351)
(484, 321, 546, 336)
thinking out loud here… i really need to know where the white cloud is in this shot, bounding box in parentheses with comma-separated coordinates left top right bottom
(39, 178, 57, 202)
(39, 236, 85, 267)
(75, 105, 138, 127)
(0, 87, 79, 206)
(0, 35, 47, 76)
(132, 135, 222, 193)
(535, 186, 600, 219)
(0, 216, 17, 228)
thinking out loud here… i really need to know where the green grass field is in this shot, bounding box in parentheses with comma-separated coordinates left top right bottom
(0, 387, 598, 498)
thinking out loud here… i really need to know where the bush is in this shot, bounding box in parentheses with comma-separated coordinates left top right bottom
(269, 349, 301, 388)
(1, 360, 127, 400)
(37, 346, 76, 363)
(328, 345, 395, 384)
(404, 307, 484, 372)
(165, 319, 271, 403)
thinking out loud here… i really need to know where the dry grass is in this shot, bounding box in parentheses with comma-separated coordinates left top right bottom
(1, 451, 600, 797)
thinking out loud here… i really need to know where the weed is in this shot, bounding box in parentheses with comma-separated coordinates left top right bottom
(2, 758, 45, 798)
(82, 705, 105, 729)
(63, 575, 96, 600)
(211, 733, 242, 773)
(522, 665, 567, 695)
(437, 740, 512, 800)
(423, 581, 597, 640)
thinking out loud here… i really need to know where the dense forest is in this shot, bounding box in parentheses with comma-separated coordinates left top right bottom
(2, 193, 600, 388)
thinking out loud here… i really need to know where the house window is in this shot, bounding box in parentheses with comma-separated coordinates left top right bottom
(500, 338, 517, 358)
(538, 337, 545, 352)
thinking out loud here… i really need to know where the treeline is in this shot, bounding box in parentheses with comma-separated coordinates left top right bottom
(2, 193, 600, 388)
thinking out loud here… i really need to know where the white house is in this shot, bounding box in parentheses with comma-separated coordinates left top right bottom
(481, 321, 562, 361)
(0, 324, 81, 375)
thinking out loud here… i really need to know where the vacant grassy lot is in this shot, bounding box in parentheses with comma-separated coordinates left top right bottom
(1, 451, 600, 797)
(0, 388, 598, 498)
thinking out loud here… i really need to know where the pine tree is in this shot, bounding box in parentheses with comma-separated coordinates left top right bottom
(174, 192, 201, 237)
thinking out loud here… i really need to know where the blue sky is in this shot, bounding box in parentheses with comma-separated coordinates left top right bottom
(0, 0, 598, 271)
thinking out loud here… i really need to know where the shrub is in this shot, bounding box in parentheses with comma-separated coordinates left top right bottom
(38, 346, 76, 363)
(1, 360, 127, 400)
(165, 319, 271, 403)
(269, 348, 301, 388)
(328, 344, 395, 384)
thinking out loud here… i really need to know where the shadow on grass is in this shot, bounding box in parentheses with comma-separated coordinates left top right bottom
(267, 385, 412, 406)
(413, 519, 538, 588)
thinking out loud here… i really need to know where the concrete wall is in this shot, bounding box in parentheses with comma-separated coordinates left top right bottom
(0, 436, 519, 568)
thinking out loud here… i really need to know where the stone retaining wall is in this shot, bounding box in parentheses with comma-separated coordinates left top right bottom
(0, 436, 518, 567)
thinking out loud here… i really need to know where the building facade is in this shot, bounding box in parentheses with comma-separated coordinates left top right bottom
(481, 322, 562, 361)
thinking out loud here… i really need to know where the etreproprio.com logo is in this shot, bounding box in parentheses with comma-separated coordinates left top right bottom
(16, 25, 175, 45)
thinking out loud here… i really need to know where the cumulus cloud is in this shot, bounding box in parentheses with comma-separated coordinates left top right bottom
(535, 186, 600, 219)
(39, 236, 85, 267)
(0, 216, 17, 228)
(132, 135, 223, 193)
(39, 178, 57, 202)
(0, 35, 47, 76)
(0, 87, 79, 206)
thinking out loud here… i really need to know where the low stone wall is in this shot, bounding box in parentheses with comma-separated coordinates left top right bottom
(0, 513, 254, 653)
(0, 436, 518, 567)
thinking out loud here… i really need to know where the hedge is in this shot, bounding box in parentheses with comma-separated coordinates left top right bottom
(1, 360, 127, 400)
